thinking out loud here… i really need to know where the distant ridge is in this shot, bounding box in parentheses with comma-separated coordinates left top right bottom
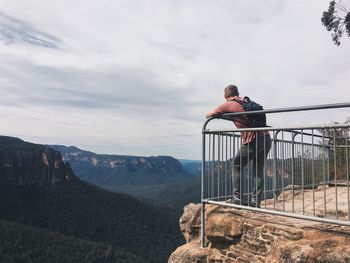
(50, 144, 193, 186)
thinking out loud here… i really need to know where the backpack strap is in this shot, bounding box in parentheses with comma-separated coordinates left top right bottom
(243, 96, 251, 102)
(229, 96, 250, 104)
(227, 98, 248, 126)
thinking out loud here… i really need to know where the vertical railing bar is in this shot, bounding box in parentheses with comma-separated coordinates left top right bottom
(263, 133, 267, 208)
(220, 134, 223, 201)
(221, 134, 224, 201)
(209, 134, 212, 199)
(346, 128, 349, 221)
(306, 142, 308, 188)
(222, 134, 224, 200)
(334, 130, 338, 220)
(208, 134, 211, 200)
(328, 145, 331, 184)
(278, 133, 281, 209)
(301, 129, 305, 215)
(322, 132, 327, 218)
(312, 129, 315, 217)
(222, 133, 225, 200)
(292, 131, 295, 213)
(255, 133, 258, 207)
(240, 134, 243, 205)
(225, 133, 228, 201)
(201, 128, 206, 248)
(205, 134, 207, 200)
(229, 133, 232, 198)
(208, 134, 211, 199)
(247, 137, 250, 206)
(278, 135, 281, 205)
(327, 143, 331, 217)
(286, 137, 289, 212)
(212, 135, 216, 199)
(309, 143, 312, 187)
(298, 135, 301, 212)
(289, 137, 292, 212)
(224, 133, 226, 200)
(273, 131, 277, 210)
(232, 132, 236, 199)
(282, 131, 285, 212)
(218, 134, 221, 201)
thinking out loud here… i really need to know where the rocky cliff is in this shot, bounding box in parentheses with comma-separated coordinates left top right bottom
(169, 203, 350, 262)
(0, 136, 75, 188)
(50, 145, 188, 186)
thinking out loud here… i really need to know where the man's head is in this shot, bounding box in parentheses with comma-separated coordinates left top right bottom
(224, 85, 239, 100)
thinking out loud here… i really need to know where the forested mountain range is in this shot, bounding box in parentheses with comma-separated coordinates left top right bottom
(50, 145, 201, 212)
(0, 136, 183, 263)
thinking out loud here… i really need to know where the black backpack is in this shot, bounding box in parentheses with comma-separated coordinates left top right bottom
(232, 96, 267, 127)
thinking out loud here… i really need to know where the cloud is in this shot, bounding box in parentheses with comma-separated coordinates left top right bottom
(0, 12, 62, 48)
(0, 56, 199, 115)
(0, 0, 350, 159)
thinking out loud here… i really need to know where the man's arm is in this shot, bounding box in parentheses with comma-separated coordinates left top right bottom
(205, 110, 219, 119)
(206, 102, 228, 119)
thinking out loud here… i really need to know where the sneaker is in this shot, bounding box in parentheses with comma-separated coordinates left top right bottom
(231, 195, 242, 205)
(249, 197, 261, 208)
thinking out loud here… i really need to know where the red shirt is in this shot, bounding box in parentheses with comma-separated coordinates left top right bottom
(213, 96, 258, 144)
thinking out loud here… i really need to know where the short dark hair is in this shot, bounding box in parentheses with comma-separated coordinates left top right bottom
(224, 85, 239, 98)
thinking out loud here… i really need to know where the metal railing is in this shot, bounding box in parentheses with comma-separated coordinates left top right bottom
(201, 102, 350, 247)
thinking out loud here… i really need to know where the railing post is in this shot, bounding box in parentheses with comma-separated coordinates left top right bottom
(201, 129, 206, 248)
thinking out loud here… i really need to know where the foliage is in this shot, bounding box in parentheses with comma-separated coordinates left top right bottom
(0, 219, 142, 263)
(321, 0, 350, 45)
(0, 180, 183, 262)
(109, 177, 201, 214)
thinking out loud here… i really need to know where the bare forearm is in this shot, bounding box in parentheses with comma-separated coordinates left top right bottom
(206, 110, 218, 119)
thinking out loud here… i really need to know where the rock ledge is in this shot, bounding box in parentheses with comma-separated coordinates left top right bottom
(169, 203, 350, 263)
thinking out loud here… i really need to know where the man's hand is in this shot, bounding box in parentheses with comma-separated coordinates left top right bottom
(206, 110, 217, 119)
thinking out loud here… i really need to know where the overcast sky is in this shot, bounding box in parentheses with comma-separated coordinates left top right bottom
(0, 0, 350, 159)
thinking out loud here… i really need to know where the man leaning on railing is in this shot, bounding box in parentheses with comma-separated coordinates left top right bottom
(205, 84, 272, 208)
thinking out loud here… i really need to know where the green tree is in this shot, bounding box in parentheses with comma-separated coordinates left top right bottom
(321, 0, 350, 45)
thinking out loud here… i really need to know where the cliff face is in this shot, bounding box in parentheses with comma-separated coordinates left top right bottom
(51, 145, 183, 173)
(0, 136, 75, 188)
(169, 203, 350, 263)
(50, 145, 188, 186)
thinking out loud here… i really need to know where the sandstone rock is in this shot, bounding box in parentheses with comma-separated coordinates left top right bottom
(262, 223, 304, 241)
(0, 136, 76, 188)
(170, 203, 350, 263)
(266, 242, 313, 263)
(180, 203, 202, 242)
(206, 213, 244, 244)
(168, 242, 208, 263)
